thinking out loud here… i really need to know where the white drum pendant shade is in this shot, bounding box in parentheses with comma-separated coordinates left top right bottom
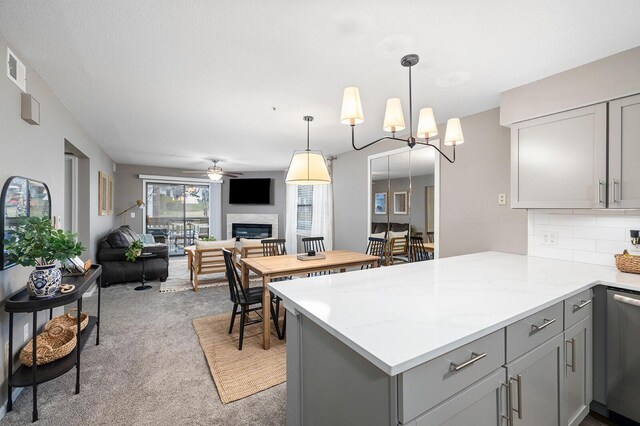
(285, 150, 331, 185)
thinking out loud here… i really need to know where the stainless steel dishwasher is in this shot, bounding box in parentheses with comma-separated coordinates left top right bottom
(607, 288, 640, 424)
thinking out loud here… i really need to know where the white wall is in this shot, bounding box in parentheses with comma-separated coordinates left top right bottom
(527, 210, 640, 266)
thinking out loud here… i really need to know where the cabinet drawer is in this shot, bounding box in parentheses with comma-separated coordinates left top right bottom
(506, 302, 563, 362)
(564, 289, 592, 330)
(398, 329, 505, 424)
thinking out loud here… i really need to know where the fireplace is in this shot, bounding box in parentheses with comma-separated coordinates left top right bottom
(232, 223, 273, 239)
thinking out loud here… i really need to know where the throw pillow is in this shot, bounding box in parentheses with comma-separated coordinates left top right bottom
(370, 232, 386, 239)
(388, 230, 408, 240)
(106, 229, 134, 248)
(240, 238, 263, 248)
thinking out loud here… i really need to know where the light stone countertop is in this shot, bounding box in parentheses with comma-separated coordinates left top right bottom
(269, 251, 640, 376)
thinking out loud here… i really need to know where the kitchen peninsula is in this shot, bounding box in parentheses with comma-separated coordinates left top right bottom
(269, 251, 640, 426)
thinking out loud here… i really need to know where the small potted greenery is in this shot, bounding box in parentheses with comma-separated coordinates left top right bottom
(4, 216, 85, 298)
(125, 240, 144, 262)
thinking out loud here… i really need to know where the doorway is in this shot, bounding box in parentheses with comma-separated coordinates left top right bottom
(145, 182, 210, 256)
(64, 154, 78, 233)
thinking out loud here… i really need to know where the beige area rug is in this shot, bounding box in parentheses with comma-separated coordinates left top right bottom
(192, 313, 286, 404)
(160, 257, 260, 293)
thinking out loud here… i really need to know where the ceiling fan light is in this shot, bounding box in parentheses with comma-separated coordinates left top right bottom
(207, 172, 223, 181)
(340, 87, 364, 126)
(285, 151, 331, 185)
(383, 98, 405, 133)
(416, 108, 438, 139)
(444, 118, 464, 146)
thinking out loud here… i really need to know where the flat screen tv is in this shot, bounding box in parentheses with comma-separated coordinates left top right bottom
(229, 178, 272, 204)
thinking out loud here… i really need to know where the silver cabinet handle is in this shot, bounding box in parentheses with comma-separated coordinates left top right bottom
(614, 294, 640, 307)
(597, 180, 605, 206)
(566, 338, 576, 373)
(449, 352, 487, 372)
(572, 299, 592, 311)
(611, 179, 619, 205)
(509, 374, 523, 420)
(501, 381, 512, 426)
(531, 318, 556, 332)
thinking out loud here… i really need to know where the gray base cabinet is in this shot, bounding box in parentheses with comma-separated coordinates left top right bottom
(405, 369, 506, 426)
(563, 316, 592, 426)
(505, 334, 564, 426)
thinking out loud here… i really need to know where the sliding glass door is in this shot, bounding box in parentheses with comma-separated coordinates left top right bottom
(145, 183, 210, 255)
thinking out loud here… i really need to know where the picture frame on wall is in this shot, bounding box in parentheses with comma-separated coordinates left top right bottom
(98, 171, 109, 216)
(393, 191, 408, 215)
(107, 175, 114, 215)
(374, 192, 387, 215)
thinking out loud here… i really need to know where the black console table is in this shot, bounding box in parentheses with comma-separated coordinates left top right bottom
(5, 264, 102, 422)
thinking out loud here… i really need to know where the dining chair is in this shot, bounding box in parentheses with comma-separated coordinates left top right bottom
(261, 238, 288, 340)
(425, 232, 435, 259)
(302, 236, 325, 253)
(302, 237, 329, 276)
(223, 249, 279, 350)
(262, 238, 287, 257)
(409, 235, 430, 263)
(364, 237, 387, 268)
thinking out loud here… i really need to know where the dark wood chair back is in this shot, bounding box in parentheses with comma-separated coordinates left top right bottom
(425, 232, 434, 243)
(302, 236, 325, 253)
(365, 237, 387, 268)
(262, 238, 287, 257)
(222, 248, 248, 303)
(409, 236, 429, 262)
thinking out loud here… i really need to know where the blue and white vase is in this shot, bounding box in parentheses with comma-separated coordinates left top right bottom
(27, 264, 62, 298)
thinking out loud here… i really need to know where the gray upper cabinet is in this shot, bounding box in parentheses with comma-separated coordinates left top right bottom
(608, 94, 640, 208)
(511, 104, 607, 208)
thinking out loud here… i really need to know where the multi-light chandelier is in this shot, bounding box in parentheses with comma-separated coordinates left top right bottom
(340, 54, 464, 163)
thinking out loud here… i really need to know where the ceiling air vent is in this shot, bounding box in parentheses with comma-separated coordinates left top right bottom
(6, 47, 26, 92)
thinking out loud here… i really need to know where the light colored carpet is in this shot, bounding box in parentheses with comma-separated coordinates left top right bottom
(193, 314, 286, 404)
(0, 259, 285, 426)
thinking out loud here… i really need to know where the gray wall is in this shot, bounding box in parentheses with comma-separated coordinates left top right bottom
(333, 107, 528, 256)
(501, 46, 640, 125)
(0, 31, 115, 408)
(115, 164, 286, 238)
(438, 108, 527, 257)
(371, 174, 434, 234)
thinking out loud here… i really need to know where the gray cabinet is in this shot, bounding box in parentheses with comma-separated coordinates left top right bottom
(563, 316, 592, 426)
(510, 104, 607, 208)
(609, 94, 640, 208)
(505, 333, 564, 426)
(406, 369, 507, 426)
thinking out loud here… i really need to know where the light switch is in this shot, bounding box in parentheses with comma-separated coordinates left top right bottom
(130, 212, 136, 218)
(498, 193, 507, 205)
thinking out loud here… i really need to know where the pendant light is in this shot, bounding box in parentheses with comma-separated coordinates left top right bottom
(285, 116, 332, 185)
(340, 54, 464, 163)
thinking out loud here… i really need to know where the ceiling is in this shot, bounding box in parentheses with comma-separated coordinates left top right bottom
(1, 1, 640, 172)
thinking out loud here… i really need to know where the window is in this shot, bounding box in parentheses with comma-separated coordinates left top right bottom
(296, 185, 313, 233)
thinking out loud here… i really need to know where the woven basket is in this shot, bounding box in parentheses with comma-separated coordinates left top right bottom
(20, 324, 77, 366)
(45, 309, 88, 332)
(615, 253, 640, 274)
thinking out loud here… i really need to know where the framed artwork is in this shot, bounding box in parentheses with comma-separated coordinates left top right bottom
(98, 171, 109, 216)
(107, 175, 114, 215)
(374, 192, 387, 215)
(393, 191, 408, 215)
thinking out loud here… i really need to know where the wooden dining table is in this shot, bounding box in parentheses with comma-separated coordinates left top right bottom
(423, 242, 435, 252)
(241, 250, 381, 349)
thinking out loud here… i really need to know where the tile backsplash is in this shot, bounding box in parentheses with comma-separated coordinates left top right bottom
(528, 210, 640, 266)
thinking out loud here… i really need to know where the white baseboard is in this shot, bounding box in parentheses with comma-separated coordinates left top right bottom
(0, 387, 23, 420)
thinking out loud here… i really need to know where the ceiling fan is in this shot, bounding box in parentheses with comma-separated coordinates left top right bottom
(182, 160, 243, 181)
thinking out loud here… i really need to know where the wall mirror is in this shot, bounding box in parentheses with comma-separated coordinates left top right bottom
(368, 145, 437, 264)
(0, 176, 52, 270)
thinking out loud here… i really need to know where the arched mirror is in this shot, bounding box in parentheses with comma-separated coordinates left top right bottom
(0, 176, 52, 270)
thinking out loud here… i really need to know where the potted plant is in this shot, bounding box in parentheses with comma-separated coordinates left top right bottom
(3, 216, 85, 298)
(125, 240, 144, 262)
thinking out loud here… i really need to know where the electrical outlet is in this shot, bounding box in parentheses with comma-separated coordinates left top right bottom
(130, 212, 135, 218)
(498, 193, 507, 206)
(23, 323, 29, 342)
(542, 232, 559, 247)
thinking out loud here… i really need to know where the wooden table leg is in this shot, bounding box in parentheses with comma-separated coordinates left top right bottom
(241, 261, 250, 289)
(262, 274, 271, 350)
(372, 260, 379, 268)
